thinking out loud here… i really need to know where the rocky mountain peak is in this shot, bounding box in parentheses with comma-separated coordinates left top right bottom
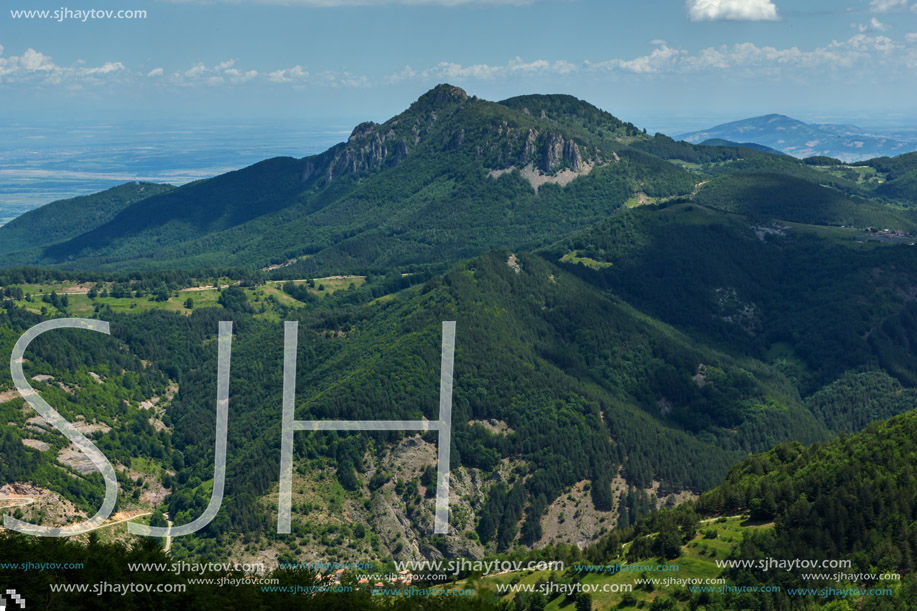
(349, 121, 377, 142)
(423, 84, 469, 108)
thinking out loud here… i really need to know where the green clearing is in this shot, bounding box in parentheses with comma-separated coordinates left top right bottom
(271, 275, 367, 296)
(0, 275, 371, 322)
(667, 159, 703, 171)
(810, 164, 885, 186)
(472, 515, 768, 610)
(559, 251, 612, 270)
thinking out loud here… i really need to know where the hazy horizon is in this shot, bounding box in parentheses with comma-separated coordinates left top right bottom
(2, 0, 916, 122)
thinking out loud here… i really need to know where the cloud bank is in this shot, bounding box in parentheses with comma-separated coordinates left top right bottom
(686, 0, 779, 22)
(3, 30, 916, 91)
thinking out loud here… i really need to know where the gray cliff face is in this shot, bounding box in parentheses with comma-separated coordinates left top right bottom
(302, 125, 413, 184)
(522, 128, 538, 161)
(300, 84, 593, 186)
(541, 132, 584, 173)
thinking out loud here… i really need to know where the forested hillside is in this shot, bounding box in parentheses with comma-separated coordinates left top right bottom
(3, 85, 917, 609)
(5, 196, 917, 567)
(0, 182, 174, 255)
(0, 86, 693, 273)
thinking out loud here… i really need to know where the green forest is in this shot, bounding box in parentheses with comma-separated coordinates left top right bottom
(4, 85, 917, 609)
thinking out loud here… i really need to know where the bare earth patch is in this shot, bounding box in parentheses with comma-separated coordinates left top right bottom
(0, 483, 87, 530)
(489, 161, 601, 193)
(468, 419, 513, 435)
(21, 438, 50, 452)
(506, 254, 522, 274)
(58, 445, 99, 475)
(540, 479, 616, 549)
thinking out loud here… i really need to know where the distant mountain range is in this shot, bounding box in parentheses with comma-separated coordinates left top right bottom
(679, 114, 917, 162)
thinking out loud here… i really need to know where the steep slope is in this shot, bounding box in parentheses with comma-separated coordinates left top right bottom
(5, 202, 917, 565)
(5, 91, 917, 274)
(544, 204, 917, 391)
(691, 409, 917, 608)
(693, 172, 915, 229)
(42, 157, 308, 262)
(0, 182, 174, 255)
(97, 249, 827, 562)
(862, 151, 917, 203)
(0, 85, 696, 272)
(573, 405, 917, 609)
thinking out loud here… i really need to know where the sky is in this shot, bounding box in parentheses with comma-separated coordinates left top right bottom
(1, 0, 917, 132)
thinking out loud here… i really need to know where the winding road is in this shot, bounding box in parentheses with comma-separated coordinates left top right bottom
(0, 496, 34, 509)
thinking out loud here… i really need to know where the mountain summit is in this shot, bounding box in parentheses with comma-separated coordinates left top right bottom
(0, 85, 695, 274)
(5, 86, 917, 275)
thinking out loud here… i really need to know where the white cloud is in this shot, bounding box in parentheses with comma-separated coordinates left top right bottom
(267, 65, 308, 83)
(183, 63, 208, 78)
(0, 46, 131, 85)
(675, 35, 902, 73)
(508, 57, 578, 74)
(170, 59, 259, 85)
(869, 0, 908, 12)
(0, 47, 11, 79)
(591, 45, 682, 74)
(686, 0, 779, 21)
(225, 68, 259, 83)
(81, 62, 125, 75)
(426, 62, 503, 80)
(5, 28, 917, 93)
(860, 17, 889, 32)
(20, 48, 56, 71)
(316, 70, 369, 87)
(395, 56, 581, 82)
(387, 65, 417, 83)
(266, 65, 364, 87)
(376, 33, 916, 84)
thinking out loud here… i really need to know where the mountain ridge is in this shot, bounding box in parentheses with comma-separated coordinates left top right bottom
(679, 113, 917, 162)
(4, 86, 917, 278)
(0, 85, 696, 273)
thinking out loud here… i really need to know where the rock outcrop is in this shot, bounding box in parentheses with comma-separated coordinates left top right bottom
(542, 132, 584, 173)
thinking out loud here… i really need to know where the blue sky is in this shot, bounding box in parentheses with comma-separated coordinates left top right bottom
(2, 0, 917, 131)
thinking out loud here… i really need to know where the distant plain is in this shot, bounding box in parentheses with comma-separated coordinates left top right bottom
(0, 119, 355, 226)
